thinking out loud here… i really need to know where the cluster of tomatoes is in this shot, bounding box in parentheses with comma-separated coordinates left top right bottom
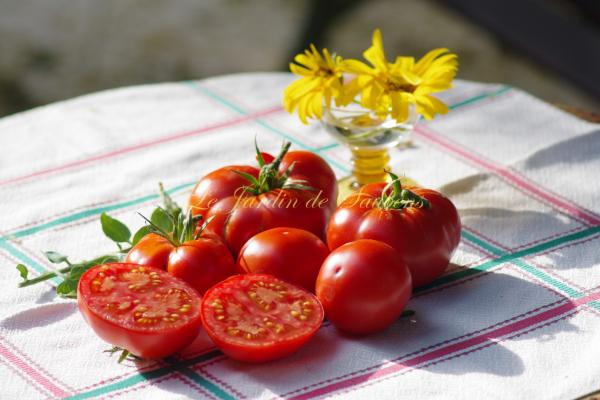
(77, 142, 461, 363)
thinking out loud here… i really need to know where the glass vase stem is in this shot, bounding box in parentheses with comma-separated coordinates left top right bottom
(350, 146, 391, 186)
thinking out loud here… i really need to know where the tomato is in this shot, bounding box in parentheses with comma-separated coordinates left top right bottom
(77, 263, 203, 359)
(316, 240, 412, 335)
(125, 233, 235, 295)
(327, 175, 461, 288)
(201, 274, 324, 363)
(189, 141, 337, 256)
(237, 228, 329, 292)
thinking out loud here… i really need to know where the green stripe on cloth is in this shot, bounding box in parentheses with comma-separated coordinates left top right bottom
(0, 85, 512, 244)
(302, 85, 513, 154)
(173, 363, 236, 400)
(416, 227, 600, 297)
(2, 82, 589, 399)
(448, 86, 511, 110)
(184, 81, 351, 174)
(4, 182, 195, 240)
(65, 351, 227, 400)
(0, 238, 61, 284)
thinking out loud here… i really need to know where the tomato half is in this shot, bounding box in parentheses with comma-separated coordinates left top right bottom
(78, 263, 203, 359)
(201, 274, 324, 363)
(189, 141, 337, 256)
(237, 227, 329, 292)
(316, 240, 412, 335)
(327, 178, 461, 288)
(125, 233, 235, 295)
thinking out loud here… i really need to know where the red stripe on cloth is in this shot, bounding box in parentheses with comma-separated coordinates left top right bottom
(0, 106, 283, 187)
(0, 339, 70, 398)
(289, 291, 600, 400)
(414, 125, 600, 226)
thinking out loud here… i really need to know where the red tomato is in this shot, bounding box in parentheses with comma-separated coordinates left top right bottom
(125, 233, 235, 295)
(327, 178, 461, 288)
(237, 228, 329, 292)
(78, 263, 203, 359)
(316, 240, 412, 335)
(189, 142, 337, 256)
(201, 274, 324, 363)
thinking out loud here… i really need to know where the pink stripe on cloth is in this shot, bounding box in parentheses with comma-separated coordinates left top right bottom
(0, 106, 283, 187)
(289, 291, 600, 400)
(0, 339, 70, 398)
(414, 125, 600, 226)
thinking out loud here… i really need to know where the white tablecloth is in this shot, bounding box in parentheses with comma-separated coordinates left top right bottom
(1, 73, 599, 399)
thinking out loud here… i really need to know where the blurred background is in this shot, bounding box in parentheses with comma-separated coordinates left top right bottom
(0, 0, 599, 118)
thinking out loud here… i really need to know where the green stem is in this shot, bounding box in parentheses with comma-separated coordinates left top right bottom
(18, 266, 72, 288)
(18, 250, 129, 288)
(378, 171, 430, 210)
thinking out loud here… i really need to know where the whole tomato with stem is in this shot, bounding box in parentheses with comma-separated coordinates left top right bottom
(125, 209, 235, 295)
(237, 227, 329, 292)
(78, 263, 204, 360)
(189, 140, 337, 256)
(327, 172, 461, 288)
(316, 239, 412, 335)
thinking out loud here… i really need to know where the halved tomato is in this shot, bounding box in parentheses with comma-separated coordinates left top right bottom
(201, 274, 324, 363)
(78, 263, 203, 359)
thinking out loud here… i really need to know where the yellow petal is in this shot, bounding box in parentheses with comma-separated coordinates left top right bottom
(342, 59, 375, 75)
(415, 94, 448, 120)
(364, 28, 388, 71)
(390, 92, 411, 122)
(414, 48, 450, 75)
(392, 56, 415, 71)
(289, 63, 312, 76)
(310, 92, 324, 120)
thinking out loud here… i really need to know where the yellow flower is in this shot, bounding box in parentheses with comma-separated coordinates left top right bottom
(343, 29, 458, 121)
(283, 45, 345, 124)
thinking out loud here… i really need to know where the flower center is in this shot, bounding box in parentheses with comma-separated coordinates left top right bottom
(316, 67, 335, 78)
(387, 80, 417, 93)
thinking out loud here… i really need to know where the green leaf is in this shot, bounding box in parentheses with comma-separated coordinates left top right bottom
(118, 349, 131, 364)
(231, 169, 260, 187)
(132, 225, 153, 246)
(56, 279, 78, 298)
(44, 251, 69, 264)
(100, 213, 131, 243)
(16, 264, 29, 281)
(255, 137, 266, 167)
(150, 207, 173, 233)
(159, 183, 182, 218)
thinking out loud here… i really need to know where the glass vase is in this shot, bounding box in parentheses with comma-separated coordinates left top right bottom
(321, 103, 419, 201)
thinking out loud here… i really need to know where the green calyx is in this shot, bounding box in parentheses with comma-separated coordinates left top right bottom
(377, 170, 430, 210)
(233, 139, 314, 195)
(139, 207, 211, 247)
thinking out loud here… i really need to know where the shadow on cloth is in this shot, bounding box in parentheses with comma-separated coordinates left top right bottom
(1, 301, 76, 330)
(193, 272, 580, 400)
(519, 129, 600, 170)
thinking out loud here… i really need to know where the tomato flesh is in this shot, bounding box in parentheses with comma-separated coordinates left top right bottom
(201, 274, 323, 363)
(78, 263, 203, 359)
